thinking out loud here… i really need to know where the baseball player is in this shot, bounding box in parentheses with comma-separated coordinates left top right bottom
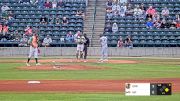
(75, 32, 86, 61)
(99, 34, 108, 62)
(26, 33, 41, 66)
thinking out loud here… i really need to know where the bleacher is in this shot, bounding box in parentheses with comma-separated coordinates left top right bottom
(0, 0, 86, 47)
(104, 0, 180, 47)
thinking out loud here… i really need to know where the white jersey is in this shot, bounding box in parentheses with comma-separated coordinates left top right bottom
(100, 36, 108, 47)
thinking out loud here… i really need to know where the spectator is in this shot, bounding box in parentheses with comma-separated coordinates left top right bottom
(106, 11, 113, 19)
(57, 0, 64, 8)
(146, 18, 154, 28)
(62, 17, 68, 25)
(125, 35, 133, 48)
(105, 23, 112, 32)
(0, 23, 2, 34)
(133, 5, 143, 20)
(126, 4, 134, 16)
(42, 35, 52, 47)
(174, 14, 180, 22)
(161, 7, 169, 19)
(170, 21, 176, 29)
(1, 4, 10, 12)
(52, 0, 57, 8)
(76, 10, 85, 20)
(119, 5, 126, 17)
(24, 26, 33, 35)
(65, 31, 74, 42)
(176, 21, 180, 29)
(161, 19, 168, 28)
(154, 19, 162, 28)
(117, 36, 123, 47)
(152, 12, 160, 22)
(2, 24, 8, 35)
(49, 17, 55, 24)
(146, 6, 156, 19)
(140, 3, 146, 11)
(19, 34, 28, 47)
(40, 16, 48, 24)
(112, 4, 120, 12)
(113, 8, 120, 17)
(112, 23, 118, 33)
(7, 15, 14, 26)
(106, 0, 113, 8)
(55, 17, 60, 24)
(44, 0, 52, 8)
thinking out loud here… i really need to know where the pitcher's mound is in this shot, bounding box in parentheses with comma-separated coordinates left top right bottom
(18, 64, 105, 71)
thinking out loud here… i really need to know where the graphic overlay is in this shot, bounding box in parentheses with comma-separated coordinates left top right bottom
(125, 83, 172, 96)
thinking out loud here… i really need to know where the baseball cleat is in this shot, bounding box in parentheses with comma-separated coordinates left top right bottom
(26, 63, 30, 66)
(36, 63, 41, 66)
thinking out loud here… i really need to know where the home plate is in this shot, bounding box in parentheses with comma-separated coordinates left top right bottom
(28, 81, 41, 84)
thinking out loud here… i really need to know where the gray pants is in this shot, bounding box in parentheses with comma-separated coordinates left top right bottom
(101, 46, 108, 60)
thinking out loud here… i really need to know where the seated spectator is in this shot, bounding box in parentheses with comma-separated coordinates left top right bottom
(106, 0, 113, 8)
(146, 18, 154, 28)
(117, 36, 124, 47)
(62, 17, 68, 25)
(52, 0, 57, 8)
(125, 35, 133, 48)
(1, 4, 10, 12)
(146, 6, 156, 19)
(30, 0, 38, 5)
(113, 8, 120, 17)
(40, 16, 48, 24)
(106, 7, 112, 13)
(161, 19, 168, 28)
(49, 17, 54, 24)
(126, 4, 134, 16)
(0, 23, 2, 34)
(42, 35, 52, 47)
(24, 26, 33, 35)
(105, 23, 112, 32)
(140, 3, 146, 11)
(119, 5, 126, 17)
(44, 0, 52, 8)
(55, 17, 60, 24)
(112, 23, 118, 33)
(112, 4, 120, 12)
(161, 7, 169, 19)
(65, 31, 74, 42)
(19, 34, 28, 47)
(2, 24, 8, 35)
(152, 12, 160, 22)
(57, 0, 64, 8)
(154, 19, 162, 28)
(176, 21, 180, 29)
(106, 11, 113, 19)
(170, 21, 176, 29)
(133, 6, 143, 20)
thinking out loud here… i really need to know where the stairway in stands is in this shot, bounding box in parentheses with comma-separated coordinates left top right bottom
(83, 0, 106, 47)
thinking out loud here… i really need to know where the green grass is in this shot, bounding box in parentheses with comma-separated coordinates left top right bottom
(0, 93, 180, 101)
(0, 58, 180, 80)
(0, 58, 180, 101)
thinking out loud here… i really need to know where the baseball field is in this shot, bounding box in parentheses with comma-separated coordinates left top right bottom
(0, 57, 180, 101)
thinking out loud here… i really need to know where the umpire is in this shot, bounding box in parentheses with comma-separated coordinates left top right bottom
(83, 34, 90, 62)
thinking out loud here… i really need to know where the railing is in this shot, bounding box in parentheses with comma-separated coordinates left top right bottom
(90, 0, 98, 46)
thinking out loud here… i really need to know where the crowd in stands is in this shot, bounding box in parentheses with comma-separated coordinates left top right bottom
(0, 0, 86, 47)
(105, 0, 180, 47)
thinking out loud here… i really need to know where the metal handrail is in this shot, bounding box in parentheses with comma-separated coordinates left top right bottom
(90, 0, 98, 47)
